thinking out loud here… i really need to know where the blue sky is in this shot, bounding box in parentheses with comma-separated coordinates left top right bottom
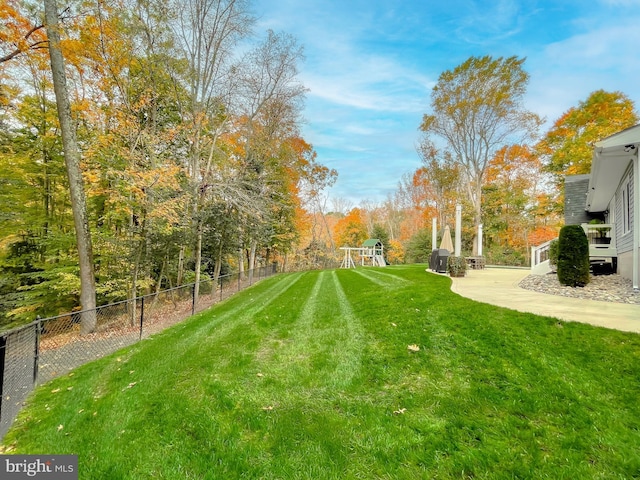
(253, 0, 640, 206)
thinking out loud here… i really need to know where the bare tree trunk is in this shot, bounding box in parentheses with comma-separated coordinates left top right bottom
(177, 245, 185, 286)
(44, 0, 97, 334)
(238, 248, 245, 279)
(250, 240, 258, 268)
(155, 258, 166, 296)
(472, 181, 482, 255)
(213, 256, 222, 291)
(248, 239, 258, 282)
(194, 221, 203, 305)
(130, 245, 141, 327)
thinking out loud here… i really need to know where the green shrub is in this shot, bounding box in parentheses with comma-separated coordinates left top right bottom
(549, 239, 559, 267)
(447, 256, 467, 277)
(557, 225, 590, 287)
(404, 228, 433, 263)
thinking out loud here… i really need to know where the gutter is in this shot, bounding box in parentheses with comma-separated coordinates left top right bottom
(634, 149, 639, 290)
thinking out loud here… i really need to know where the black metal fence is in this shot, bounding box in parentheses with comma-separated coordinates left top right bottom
(0, 264, 277, 440)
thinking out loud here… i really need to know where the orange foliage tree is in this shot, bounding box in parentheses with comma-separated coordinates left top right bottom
(0, 0, 334, 325)
(0, 0, 47, 64)
(333, 208, 368, 248)
(538, 90, 638, 185)
(482, 145, 554, 264)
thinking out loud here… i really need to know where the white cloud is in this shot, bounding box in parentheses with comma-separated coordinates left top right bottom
(253, 0, 640, 204)
(526, 15, 640, 126)
(543, 20, 640, 70)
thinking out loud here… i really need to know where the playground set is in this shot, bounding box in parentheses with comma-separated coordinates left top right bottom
(340, 239, 386, 268)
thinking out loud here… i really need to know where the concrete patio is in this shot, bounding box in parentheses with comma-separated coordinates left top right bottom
(446, 267, 640, 334)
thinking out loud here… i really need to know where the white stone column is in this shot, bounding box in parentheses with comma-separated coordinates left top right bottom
(432, 218, 437, 251)
(455, 204, 462, 257)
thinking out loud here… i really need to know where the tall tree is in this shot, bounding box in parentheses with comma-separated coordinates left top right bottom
(538, 90, 638, 183)
(420, 55, 541, 253)
(232, 30, 306, 272)
(44, 0, 97, 333)
(482, 145, 543, 265)
(172, 0, 254, 300)
(416, 139, 462, 229)
(298, 148, 338, 260)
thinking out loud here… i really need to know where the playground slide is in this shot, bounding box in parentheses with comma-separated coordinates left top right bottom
(375, 255, 386, 267)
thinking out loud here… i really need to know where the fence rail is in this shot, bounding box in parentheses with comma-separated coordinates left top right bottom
(0, 264, 277, 441)
(530, 239, 556, 270)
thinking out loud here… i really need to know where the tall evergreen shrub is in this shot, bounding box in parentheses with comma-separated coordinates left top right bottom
(549, 239, 559, 268)
(557, 225, 590, 287)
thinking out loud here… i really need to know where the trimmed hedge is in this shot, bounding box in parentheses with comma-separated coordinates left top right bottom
(557, 225, 590, 287)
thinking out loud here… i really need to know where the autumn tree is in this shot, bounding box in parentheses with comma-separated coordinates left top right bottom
(0, 2, 82, 325)
(538, 89, 638, 183)
(171, 0, 254, 299)
(297, 140, 338, 266)
(232, 30, 307, 271)
(393, 172, 430, 242)
(0, 0, 330, 327)
(482, 145, 545, 265)
(334, 208, 367, 248)
(64, 0, 192, 322)
(0, 0, 47, 64)
(380, 195, 404, 241)
(416, 139, 461, 229)
(44, 0, 97, 333)
(420, 56, 541, 253)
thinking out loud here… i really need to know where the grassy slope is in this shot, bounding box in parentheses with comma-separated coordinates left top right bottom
(3, 265, 640, 479)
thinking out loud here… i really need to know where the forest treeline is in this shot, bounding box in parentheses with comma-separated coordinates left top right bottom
(1, 1, 638, 330)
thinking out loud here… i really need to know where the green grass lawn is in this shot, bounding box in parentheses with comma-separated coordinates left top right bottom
(3, 265, 640, 479)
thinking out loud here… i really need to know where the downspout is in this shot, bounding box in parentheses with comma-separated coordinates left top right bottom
(633, 149, 639, 290)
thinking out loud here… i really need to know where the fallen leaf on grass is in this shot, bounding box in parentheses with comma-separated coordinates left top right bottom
(391, 323, 397, 327)
(57, 425, 64, 432)
(122, 382, 137, 391)
(262, 405, 274, 411)
(51, 388, 60, 394)
(407, 344, 420, 352)
(393, 408, 407, 415)
(256, 373, 264, 377)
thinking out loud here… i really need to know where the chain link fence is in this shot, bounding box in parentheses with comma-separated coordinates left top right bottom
(0, 264, 277, 440)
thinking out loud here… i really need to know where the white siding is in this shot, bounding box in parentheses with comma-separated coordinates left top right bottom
(615, 167, 634, 255)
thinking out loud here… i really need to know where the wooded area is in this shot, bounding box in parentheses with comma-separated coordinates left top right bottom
(1, 1, 638, 330)
(0, 0, 338, 329)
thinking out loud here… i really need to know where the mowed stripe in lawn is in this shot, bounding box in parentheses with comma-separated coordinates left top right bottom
(5, 266, 640, 479)
(350, 267, 412, 288)
(59, 272, 314, 430)
(254, 270, 364, 392)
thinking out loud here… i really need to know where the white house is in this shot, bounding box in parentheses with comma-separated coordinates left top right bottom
(585, 124, 640, 290)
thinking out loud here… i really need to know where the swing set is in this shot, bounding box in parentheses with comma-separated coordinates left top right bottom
(340, 239, 386, 268)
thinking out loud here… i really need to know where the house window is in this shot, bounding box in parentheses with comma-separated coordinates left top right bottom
(622, 178, 631, 235)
